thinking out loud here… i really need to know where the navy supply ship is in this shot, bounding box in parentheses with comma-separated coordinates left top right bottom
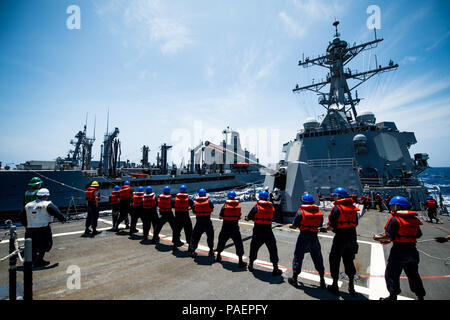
(264, 21, 432, 215)
(0, 124, 263, 219)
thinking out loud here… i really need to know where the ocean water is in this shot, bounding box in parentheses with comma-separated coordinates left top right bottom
(419, 167, 450, 211)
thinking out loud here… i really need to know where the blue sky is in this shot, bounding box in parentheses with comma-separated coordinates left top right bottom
(0, 0, 449, 167)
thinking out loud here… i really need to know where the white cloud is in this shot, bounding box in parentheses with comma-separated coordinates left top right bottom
(401, 56, 417, 64)
(96, 0, 193, 56)
(278, 12, 305, 38)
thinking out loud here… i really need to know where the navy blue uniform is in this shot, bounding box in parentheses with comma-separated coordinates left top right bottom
(384, 217, 425, 297)
(190, 200, 215, 252)
(216, 205, 245, 257)
(171, 196, 194, 246)
(291, 210, 325, 276)
(247, 206, 279, 265)
(328, 205, 359, 281)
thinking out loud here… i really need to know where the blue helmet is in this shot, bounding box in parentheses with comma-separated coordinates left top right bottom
(163, 186, 171, 193)
(426, 195, 433, 200)
(124, 181, 130, 186)
(180, 185, 187, 192)
(389, 196, 409, 206)
(138, 186, 144, 192)
(332, 187, 348, 197)
(301, 193, 314, 204)
(227, 191, 236, 198)
(259, 191, 269, 199)
(113, 185, 120, 191)
(146, 186, 153, 193)
(198, 189, 207, 196)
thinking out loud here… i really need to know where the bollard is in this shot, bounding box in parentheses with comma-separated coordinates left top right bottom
(8, 221, 17, 301)
(24, 238, 33, 300)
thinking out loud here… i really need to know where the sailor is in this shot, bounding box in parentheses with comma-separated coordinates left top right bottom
(216, 191, 247, 268)
(152, 186, 176, 244)
(130, 186, 145, 236)
(116, 181, 132, 231)
(22, 188, 66, 267)
(245, 191, 282, 276)
(373, 196, 426, 300)
(110, 185, 121, 231)
(189, 189, 215, 258)
(288, 193, 326, 289)
(424, 196, 439, 223)
(84, 181, 102, 236)
(375, 192, 383, 212)
(142, 186, 158, 242)
(171, 185, 194, 251)
(24, 177, 43, 205)
(326, 187, 360, 296)
(351, 193, 358, 203)
(270, 188, 283, 223)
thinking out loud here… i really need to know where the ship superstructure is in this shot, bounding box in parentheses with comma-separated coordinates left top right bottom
(264, 21, 430, 213)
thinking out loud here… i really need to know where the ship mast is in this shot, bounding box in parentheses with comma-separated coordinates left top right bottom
(293, 20, 398, 123)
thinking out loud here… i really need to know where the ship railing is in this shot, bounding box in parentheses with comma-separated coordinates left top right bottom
(360, 177, 383, 187)
(82, 170, 97, 177)
(307, 158, 355, 167)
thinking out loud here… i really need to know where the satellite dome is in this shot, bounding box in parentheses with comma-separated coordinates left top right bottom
(353, 134, 367, 146)
(303, 117, 319, 130)
(356, 110, 376, 124)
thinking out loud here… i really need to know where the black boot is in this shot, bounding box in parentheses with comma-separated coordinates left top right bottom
(348, 278, 356, 296)
(216, 253, 222, 263)
(208, 249, 215, 257)
(83, 228, 91, 236)
(272, 264, 282, 276)
(327, 280, 339, 295)
(92, 229, 102, 236)
(319, 273, 326, 289)
(237, 256, 247, 268)
(248, 261, 254, 272)
(288, 273, 299, 288)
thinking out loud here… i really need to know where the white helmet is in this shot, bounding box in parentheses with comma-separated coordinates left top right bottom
(274, 188, 279, 192)
(36, 188, 50, 197)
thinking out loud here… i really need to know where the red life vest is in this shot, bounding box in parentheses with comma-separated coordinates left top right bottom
(223, 200, 241, 221)
(385, 210, 423, 243)
(254, 200, 274, 225)
(119, 186, 132, 199)
(158, 194, 172, 211)
(174, 193, 190, 211)
(143, 193, 156, 209)
(299, 205, 323, 232)
(425, 199, 437, 209)
(110, 190, 120, 205)
(332, 198, 359, 229)
(194, 197, 213, 216)
(85, 187, 98, 203)
(132, 192, 144, 207)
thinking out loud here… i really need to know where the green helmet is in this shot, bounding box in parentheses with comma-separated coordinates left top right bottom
(28, 177, 43, 186)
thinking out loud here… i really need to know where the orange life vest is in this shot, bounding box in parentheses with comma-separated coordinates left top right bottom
(119, 186, 132, 199)
(110, 190, 120, 205)
(333, 198, 359, 229)
(143, 193, 156, 209)
(299, 205, 323, 232)
(158, 194, 172, 211)
(132, 192, 144, 208)
(254, 200, 274, 225)
(194, 197, 213, 216)
(385, 210, 423, 243)
(223, 200, 242, 221)
(174, 193, 190, 211)
(425, 199, 438, 209)
(85, 187, 98, 203)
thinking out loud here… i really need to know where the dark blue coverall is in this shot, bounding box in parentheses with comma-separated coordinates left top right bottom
(384, 217, 426, 298)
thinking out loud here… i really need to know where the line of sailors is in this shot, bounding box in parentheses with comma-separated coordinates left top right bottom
(20, 175, 426, 299)
(106, 182, 427, 299)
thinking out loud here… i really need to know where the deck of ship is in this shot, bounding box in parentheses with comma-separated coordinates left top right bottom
(1, 203, 449, 300)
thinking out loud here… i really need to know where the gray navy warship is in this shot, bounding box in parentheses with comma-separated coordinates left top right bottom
(264, 21, 432, 214)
